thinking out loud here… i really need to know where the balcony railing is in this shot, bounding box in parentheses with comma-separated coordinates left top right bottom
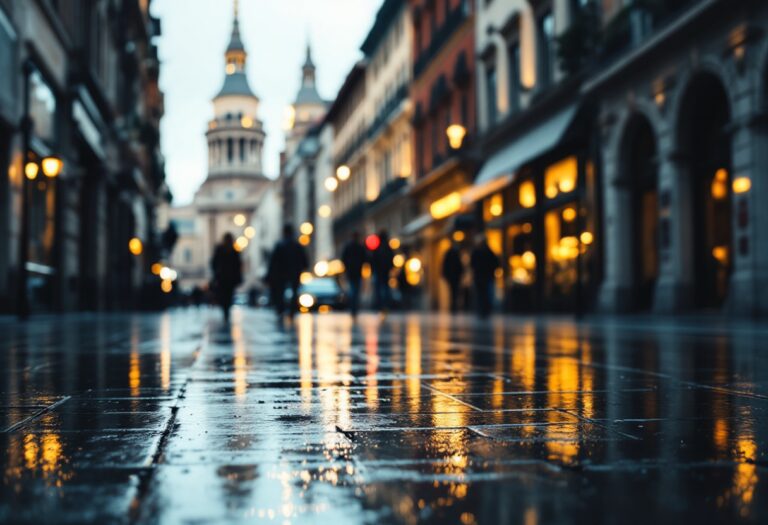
(557, 0, 699, 77)
(367, 85, 408, 142)
(333, 201, 368, 233)
(414, 3, 469, 78)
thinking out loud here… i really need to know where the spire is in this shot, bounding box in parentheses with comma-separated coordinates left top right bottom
(295, 41, 324, 106)
(226, 0, 245, 56)
(217, 0, 256, 99)
(302, 41, 316, 87)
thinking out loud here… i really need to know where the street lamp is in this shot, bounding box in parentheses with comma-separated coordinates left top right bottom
(41, 156, 63, 178)
(128, 237, 144, 256)
(24, 161, 39, 180)
(446, 124, 467, 150)
(324, 177, 338, 192)
(336, 165, 351, 181)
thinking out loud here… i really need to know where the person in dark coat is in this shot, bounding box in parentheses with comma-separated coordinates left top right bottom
(211, 233, 243, 323)
(470, 235, 501, 318)
(370, 230, 394, 312)
(267, 224, 309, 317)
(442, 242, 464, 313)
(341, 231, 367, 318)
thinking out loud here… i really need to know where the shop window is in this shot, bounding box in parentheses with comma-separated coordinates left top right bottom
(545, 206, 578, 302)
(537, 11, 555, 89)
(544, 156, 578, 199)
(518, 179, 537, 209)
(483, 193, 504, 222)
(29, 68, 57, 145)
(508, 42, 521, 113)
(507, 223, 536, 286)
(485, 64, 498, 125)
(29, 179, 56, 266)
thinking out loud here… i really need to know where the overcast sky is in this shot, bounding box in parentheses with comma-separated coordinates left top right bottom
(153, 0, 381, 204)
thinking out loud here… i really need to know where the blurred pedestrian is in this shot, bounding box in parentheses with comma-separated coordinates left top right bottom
(191, 286, 204, 308)
(341, 231, 367, 318)
(470, 235, 500, 319)
(211, 233, 243, 323)
(267, 224, 309, 318)
(442, 241, 463, 313)
(371, 230, 394, 312)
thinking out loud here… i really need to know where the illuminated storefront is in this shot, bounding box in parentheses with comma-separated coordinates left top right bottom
(25, 65, 60, 312)
(482, 140, 600, 312)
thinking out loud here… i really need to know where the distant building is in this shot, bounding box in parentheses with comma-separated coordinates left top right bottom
(0, 0, 166, 313)
(167, 1, 274, 293)
(280, 44, 331, 265)
(405, 0, 477, 311)
(327, 0, 414, 258)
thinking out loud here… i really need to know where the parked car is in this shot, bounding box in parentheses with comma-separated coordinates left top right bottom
(293, 277, 346, 311)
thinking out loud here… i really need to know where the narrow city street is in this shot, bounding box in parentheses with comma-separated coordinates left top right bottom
(1, 309, 767, 524)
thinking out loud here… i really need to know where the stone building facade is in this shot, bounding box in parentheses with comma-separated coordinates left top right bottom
(0, 0, 166, 314)
(469, 0, 768, 316)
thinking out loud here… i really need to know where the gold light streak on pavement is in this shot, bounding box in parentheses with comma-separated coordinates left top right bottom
(160, 314, 172, 391)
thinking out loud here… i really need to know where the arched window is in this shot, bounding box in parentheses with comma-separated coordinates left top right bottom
(227, 138, 234, 163)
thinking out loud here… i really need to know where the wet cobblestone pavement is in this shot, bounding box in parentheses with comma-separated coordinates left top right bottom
(1, 309, 768, 524)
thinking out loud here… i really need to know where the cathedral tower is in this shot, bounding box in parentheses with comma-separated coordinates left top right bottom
(206, 0, 266, 178)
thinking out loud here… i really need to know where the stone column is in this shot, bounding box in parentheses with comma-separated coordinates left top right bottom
(727, 107, 768, 315)
(598, 116, 635, 312)
(653, 131, 694, 313)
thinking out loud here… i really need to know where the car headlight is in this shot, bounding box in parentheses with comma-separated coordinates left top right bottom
(298, 293, 315, 308)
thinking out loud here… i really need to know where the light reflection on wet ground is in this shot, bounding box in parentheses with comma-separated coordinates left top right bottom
(1, 309, 768, 523)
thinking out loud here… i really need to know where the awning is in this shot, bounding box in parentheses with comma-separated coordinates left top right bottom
(402, 214, 433, 237)
(474, 104, 578, 189)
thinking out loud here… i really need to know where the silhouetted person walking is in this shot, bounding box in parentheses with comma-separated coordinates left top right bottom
(211, 233, 243, 323)
(342, 231, 367, 318)
(267, 224, 309, 318)
(471, 236, 500, 319)
(371, 230, 394, 312)
(442, 242, 463, 313)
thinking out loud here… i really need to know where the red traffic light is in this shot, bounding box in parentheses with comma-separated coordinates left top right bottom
(365, 234, 381, 251)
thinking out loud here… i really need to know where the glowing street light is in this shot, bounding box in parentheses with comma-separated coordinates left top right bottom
(300, 222, 314, 236)
(24, 162, 39, 180)
(233, 214, 246, 226)
(336, 165, 351, 181)
(128, 237, 143, 256)
(446, 124, 467, 150)
(41, 156, 63, 178)
(324, 177, 338, 192)
(318, 205, 332, 218)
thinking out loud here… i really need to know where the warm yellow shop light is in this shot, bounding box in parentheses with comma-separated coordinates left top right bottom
(128, 238, 143, 256)
(519, 181, 536, 208)
(733, 177, 752, 194)
(430, 192, 462, 220)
